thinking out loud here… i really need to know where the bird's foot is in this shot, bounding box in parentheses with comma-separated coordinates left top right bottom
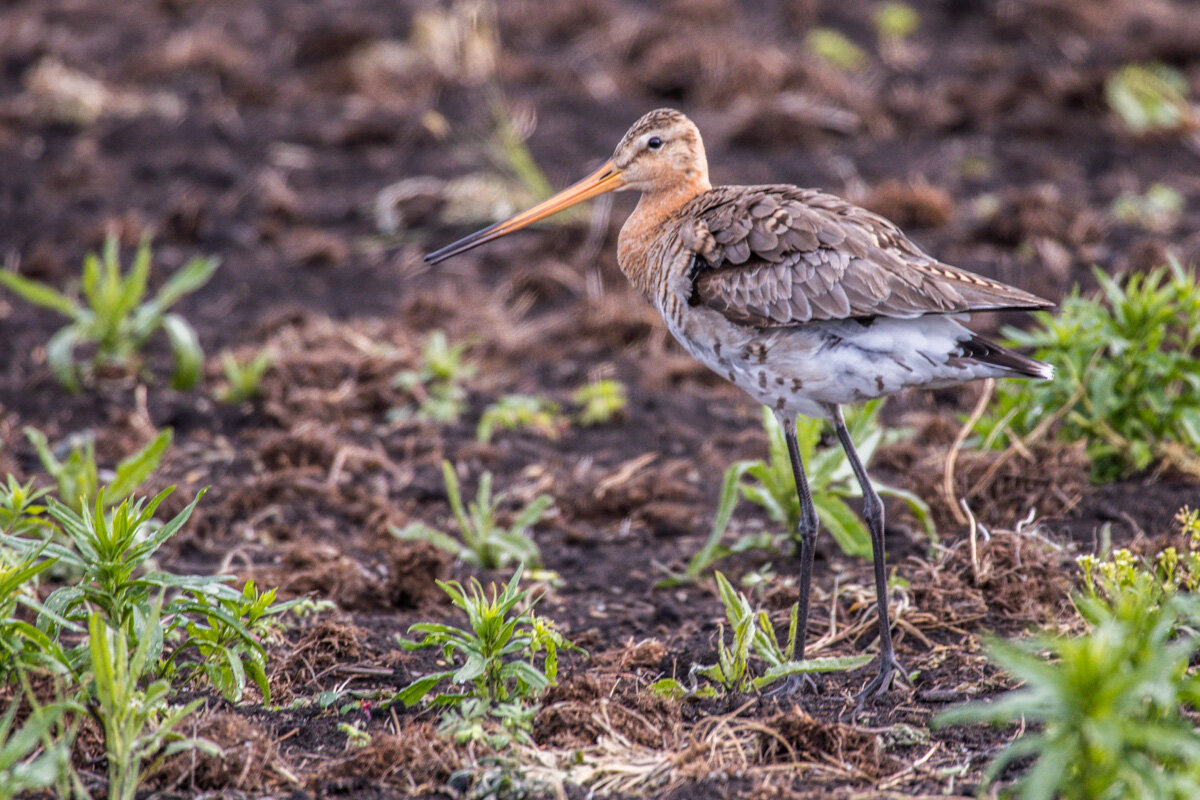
(765, 672, 818, 698)
(851, 653, 911, 711)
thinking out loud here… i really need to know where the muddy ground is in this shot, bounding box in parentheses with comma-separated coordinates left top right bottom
(2, 0, 1199, 797)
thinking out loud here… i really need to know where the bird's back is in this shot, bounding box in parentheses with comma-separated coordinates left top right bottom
(676, 184, 1052, 326)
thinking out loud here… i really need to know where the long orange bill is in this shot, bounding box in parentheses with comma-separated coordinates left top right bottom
(424, 160, 625, 264)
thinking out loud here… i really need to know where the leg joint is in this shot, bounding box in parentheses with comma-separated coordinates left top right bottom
(862, 491, 884, 527)
(796, 515, 817, 543)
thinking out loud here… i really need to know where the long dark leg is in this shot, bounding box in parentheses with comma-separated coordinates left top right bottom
(830, 406, 907, 705)
(767, 411, 819, 696)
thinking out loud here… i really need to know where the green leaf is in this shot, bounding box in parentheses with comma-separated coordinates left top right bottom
(508, 494, 553, 534)
(390, 523, 466, 559)
(45, 327, 83, 391)
(115, 238, 152, 322)
(875, 482, 936, 536)
(152, 256, 219, 315)
(756, 654, 874, 688)
(0, 270, 79, 317)
(161, 313, 203, 390)
(648, 678, 687, 700)
(396, 671, 454, 707)
(107, 429, 172, 505)
(811, 493, 872, 558)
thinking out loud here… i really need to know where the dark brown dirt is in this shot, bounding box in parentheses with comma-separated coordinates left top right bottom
(2, 0, 1199, 797)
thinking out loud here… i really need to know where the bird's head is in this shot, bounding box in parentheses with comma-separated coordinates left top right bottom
(424, 109, 709, 264)
(610, 108, 710, 194)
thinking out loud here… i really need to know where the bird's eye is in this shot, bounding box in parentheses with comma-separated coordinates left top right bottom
(647, 136, 663, 150)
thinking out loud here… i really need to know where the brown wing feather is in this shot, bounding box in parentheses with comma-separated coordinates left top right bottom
(686, 186, 1053, 327)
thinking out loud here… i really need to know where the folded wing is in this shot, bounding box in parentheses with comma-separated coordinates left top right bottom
(686, 186, 1052, 327)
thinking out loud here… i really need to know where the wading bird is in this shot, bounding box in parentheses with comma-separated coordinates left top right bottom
(425, 109, 1053, 704)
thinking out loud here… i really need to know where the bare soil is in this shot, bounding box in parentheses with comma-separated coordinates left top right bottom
(2, 0, 1199, 797)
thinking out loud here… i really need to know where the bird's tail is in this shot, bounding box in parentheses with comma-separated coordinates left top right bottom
(959, 334, 1054, 380)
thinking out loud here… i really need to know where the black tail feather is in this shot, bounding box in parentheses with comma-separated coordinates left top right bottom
(959, 334, 1053, 380)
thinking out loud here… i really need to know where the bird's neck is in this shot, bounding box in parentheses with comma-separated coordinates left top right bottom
(617, 178, 710, 300)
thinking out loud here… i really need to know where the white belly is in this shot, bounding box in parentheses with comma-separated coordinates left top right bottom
(665, 307, 1003, 420)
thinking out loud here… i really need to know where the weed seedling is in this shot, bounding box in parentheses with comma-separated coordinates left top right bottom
(0, 478, 52, 540)
(0, 696, 78, 800)
(1110, 183, 1184, 232)
(1, 486, 285, 701)
(744, 402, 931, 557)
(572, 379, 628, 425)
(977, 260, 1200, 480)
(396, 566, 578, 714)
(0, 548, 72, 681)
(217, 348, 273, 403)
(392, 330, 476, 423)
(1105, 63, 1194, 135)
(337, 722, 372, 748)
(87, 608, 219, 800)
(30, 489, 207, 637)
(163, 579, 287, 703)
(936, 574, 1200, 799)
(805, 29, 868, 71)
(24, 426, 171, 512)
(477, 394, 565, 442)
(391, 461, 552, 569)
(873, 2, 919, 40)
(0, 235, 217, 390)
(688, 572, 870, 695)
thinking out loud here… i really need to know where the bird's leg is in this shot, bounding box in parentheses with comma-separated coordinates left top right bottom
(766, 411, 819, 697)
(830, 406, 909, 707)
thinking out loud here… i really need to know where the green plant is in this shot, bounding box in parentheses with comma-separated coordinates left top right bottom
(163, 579, 287, 703)
(392, 330, 476, 423)
(337, 721, 372, 748)
(87, 607, 219, 800)
(486, 97, 558, 216)
(440, 696, 539, 751)
(977, 261, 1200, 481)
(690, 572, 870, 694)
(805, 28, 868, 71)
(873, 2, 919, 40)
(24, 426, 171, 512)
(1111, 183, 1184, 232)
(0, 235, 218, 390)
(0, 548, 72, 681)
(0, 696, 78, 800)
(391, 461, 552, 569)
(396, 567, 577, 730)
(935, 575, 1200, 799)
(217, 348, 273, 403)
(1105, 63, 1194, 135)
(1076, 508, 1200, 620)
(1, 487, 283, 702)
(33, 489, 208, 637)
(572, 379, 628, 425)
(477, 394, 564, 442)
(0, 478, 52, 540)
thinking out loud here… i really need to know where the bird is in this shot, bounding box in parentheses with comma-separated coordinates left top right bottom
(425, 108, 1054, 705)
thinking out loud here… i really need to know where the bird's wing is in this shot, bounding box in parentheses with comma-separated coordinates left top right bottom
(683, 186, 1052, 327)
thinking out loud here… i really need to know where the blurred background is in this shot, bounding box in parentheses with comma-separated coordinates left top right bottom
(2, 0, 1199, 346)
(1, 4, 1199, 793)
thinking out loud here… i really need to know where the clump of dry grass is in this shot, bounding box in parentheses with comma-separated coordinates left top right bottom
(153, 712, 292, 793)
(905, 514, 1076, 631)
(312, 720, 461, 792)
